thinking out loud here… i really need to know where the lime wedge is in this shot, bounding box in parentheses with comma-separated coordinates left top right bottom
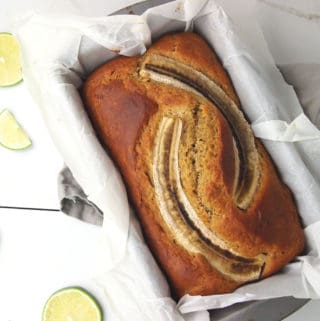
(42, 287, 103, 321)
(0, 33, 23, 87)
(0, 109, 32, 150)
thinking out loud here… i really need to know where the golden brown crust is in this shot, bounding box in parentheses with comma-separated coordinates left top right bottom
(82, 32, 305, 298)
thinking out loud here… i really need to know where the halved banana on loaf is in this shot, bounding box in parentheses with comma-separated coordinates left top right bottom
(82, 32, 305, 298)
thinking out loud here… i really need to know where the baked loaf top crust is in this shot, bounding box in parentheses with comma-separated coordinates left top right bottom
(82, 32, 305, 298)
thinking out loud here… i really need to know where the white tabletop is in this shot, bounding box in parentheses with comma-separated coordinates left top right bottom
(0, 83, 63, 209)
(0, 0, 319, 320)
(0, 0, 143, 210)
(0, 209, 106, 321)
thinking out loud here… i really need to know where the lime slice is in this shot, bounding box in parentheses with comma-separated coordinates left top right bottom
(0, 109, 32, 150)
(0, 33, 23, 87)
(42, 287, 103, 321)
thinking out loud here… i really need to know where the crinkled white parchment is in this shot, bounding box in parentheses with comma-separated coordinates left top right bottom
(14, 0, 320, 320)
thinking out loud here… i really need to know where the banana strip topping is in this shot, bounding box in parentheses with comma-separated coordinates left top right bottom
(152, 116, 265, 282)
(141, 54, 260, 210)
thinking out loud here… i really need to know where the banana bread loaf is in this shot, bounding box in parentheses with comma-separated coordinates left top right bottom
(82, 32, 305, 298)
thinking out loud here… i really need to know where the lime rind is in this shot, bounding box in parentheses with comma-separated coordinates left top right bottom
(0, 78, 23, 88)
(0, 138, 32, 151)
(0, 109, 32, 150)
(42, 286, 103, 321)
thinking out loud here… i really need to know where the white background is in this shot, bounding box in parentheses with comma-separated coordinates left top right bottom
(0, 0, 319, 320)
